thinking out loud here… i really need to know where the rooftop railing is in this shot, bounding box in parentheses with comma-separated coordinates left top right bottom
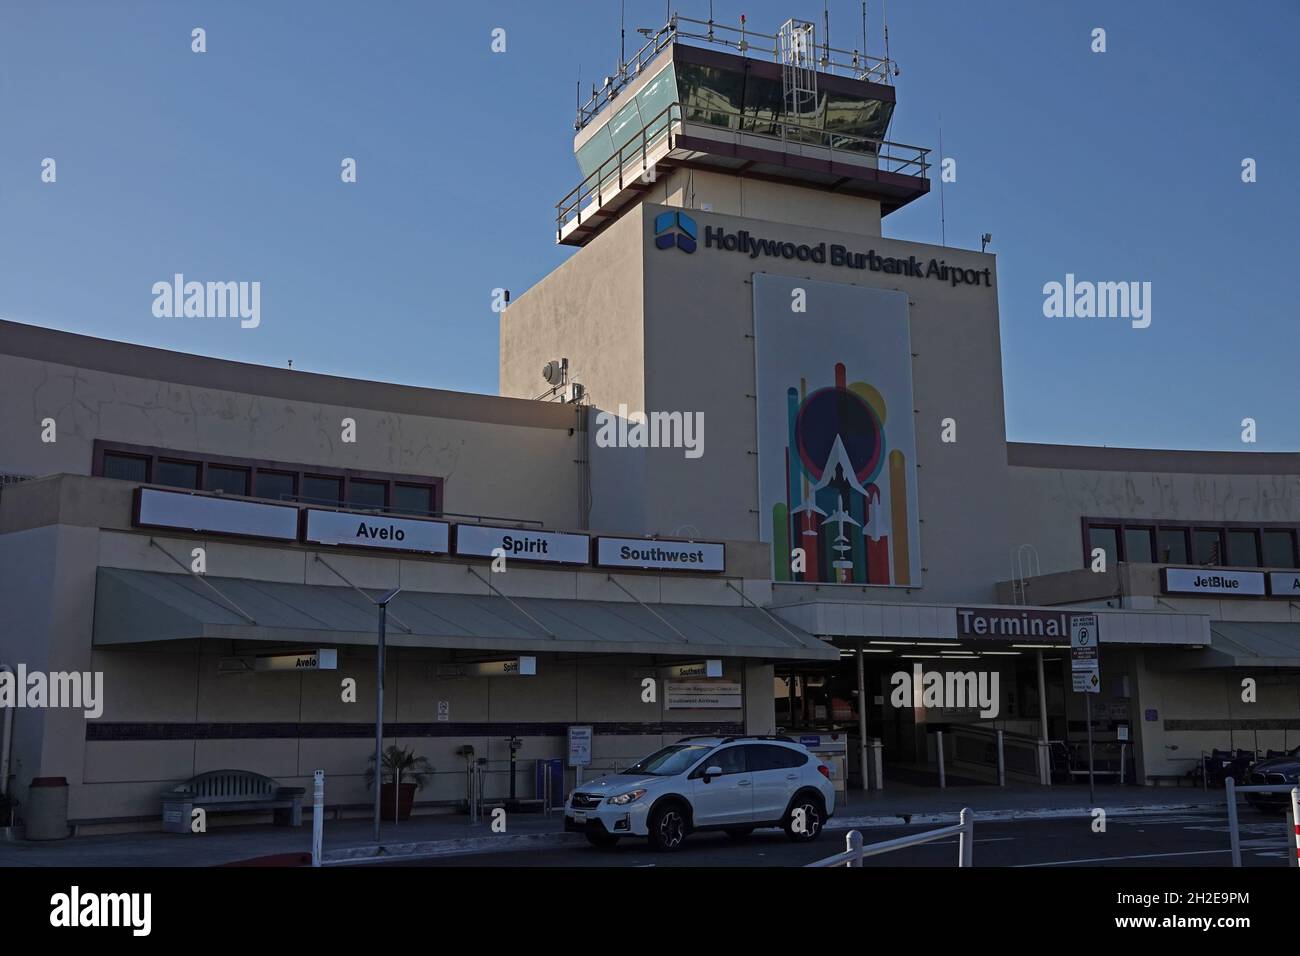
(578, 13, 895, 130)
(557, 100, 931, 239)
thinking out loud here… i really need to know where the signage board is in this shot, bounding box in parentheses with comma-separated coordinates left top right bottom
(462, 657, 537, 678)
(956, 607, 1072, 642)
(254, 649, 338, 672)
(135, 487, 298, 540)
(436, 700, 449, 722)
(1267, 571, 1300, 598)
(304, 508, 449, 554)
(594, 537, 725, 572)
(454, 524, 590, 565)
(1070, 613, 1100, 695)
(1162, 567, 1266, 596)
(567, 725, 593, 767)
(664, 660, 723, 679)
(664, 680, 742, 709)
(753, 275, 921, 587)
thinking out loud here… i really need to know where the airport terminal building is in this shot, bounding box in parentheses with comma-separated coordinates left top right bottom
(2, 14, 1298, 831)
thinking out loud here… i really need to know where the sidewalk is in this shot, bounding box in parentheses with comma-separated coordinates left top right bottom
(0, 783, 1227, 867)
(831, 780, 1226, 828)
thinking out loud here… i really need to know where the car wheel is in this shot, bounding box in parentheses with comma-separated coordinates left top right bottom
(783, 794, 825, 843)
(724, 827, 755, 841)
(648, 803, 689, 852)
(585, 832, 620, 848)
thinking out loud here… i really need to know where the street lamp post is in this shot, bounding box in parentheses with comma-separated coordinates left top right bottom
(373, 588, 401, 844)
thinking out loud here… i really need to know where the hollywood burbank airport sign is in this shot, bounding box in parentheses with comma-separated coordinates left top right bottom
(701, 225, 992, 289)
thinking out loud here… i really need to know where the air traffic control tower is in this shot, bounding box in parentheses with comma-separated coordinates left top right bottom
(502, 11, 1013, 605)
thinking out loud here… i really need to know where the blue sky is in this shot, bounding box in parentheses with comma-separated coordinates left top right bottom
(2, 0, 1297, 451)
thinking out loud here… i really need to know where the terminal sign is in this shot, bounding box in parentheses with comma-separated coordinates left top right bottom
(1162, 568, 1266, 596)
(254, 649, 338, 672)
(135, 487, 299, 541)
(455, 525, 590, 565)
(304, 508, 449, 554)
(595, 536, 725, 572)
(1267, 571, 1300, 597)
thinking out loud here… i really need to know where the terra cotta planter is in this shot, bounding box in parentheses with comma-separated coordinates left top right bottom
(380, 781, 418, 821)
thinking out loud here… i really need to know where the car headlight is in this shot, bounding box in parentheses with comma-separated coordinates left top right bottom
(607, 789, 647, 806)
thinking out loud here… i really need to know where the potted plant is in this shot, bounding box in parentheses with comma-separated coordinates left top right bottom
(365, 745, 434, 821)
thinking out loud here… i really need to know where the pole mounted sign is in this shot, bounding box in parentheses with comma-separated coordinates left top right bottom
(1070, 612, 1101, 804)
(1070, 614, 1100, 695)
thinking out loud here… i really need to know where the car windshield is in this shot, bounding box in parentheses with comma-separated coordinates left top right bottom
(622, 745, 711, 776)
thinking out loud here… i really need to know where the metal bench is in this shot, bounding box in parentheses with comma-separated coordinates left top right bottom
(161, 770, 305, 834)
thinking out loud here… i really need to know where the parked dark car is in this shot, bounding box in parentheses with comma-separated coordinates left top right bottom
(1244, 747, 1300, 814)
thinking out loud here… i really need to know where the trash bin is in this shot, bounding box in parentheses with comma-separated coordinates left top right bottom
(25, 776, 70, 841)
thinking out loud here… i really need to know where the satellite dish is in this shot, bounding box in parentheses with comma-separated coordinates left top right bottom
(542, 360, 566, 386)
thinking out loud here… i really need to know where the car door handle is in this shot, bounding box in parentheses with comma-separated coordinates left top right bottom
(738, 779, 751, 786)
(785, 774, 798, 779)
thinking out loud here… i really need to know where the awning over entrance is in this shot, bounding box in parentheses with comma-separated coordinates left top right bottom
(92, 568, 836, 661)
(1197, 621, 1300, 668)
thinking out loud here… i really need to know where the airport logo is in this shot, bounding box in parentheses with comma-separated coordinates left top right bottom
(889, 663, 1000, 718)
(654, 210, 697, 253)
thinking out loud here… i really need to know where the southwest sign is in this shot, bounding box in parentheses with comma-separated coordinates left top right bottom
(1162, 567, 1266, 596)
(595, 536, 725, 572)
(304, 508, 449, 555)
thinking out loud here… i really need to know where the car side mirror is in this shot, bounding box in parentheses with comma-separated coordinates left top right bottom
(703, 765, 723, 782)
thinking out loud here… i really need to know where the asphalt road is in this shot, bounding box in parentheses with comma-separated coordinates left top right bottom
(384, 807, 1298, 868)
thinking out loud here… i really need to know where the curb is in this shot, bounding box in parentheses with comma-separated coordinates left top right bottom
(323, 830, 584, 865)
(827, 802, 1227, 830)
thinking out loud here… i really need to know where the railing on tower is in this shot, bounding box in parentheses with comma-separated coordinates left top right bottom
(577, 12, 896, 130)
(556, 100, 931, 240)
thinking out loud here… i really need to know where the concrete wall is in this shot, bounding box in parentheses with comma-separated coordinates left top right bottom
(653, 167, 883, 235)
(78, 642, 767, 822)
(499, 207, 646, 417)
(1006, 444, 1300, 576)
(1131, 652, 1300, 778)
(0, 321, 582, 530)
(639, 202, 1011, 603)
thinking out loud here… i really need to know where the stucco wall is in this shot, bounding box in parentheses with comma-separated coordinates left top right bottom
(0, 333, 582, 530)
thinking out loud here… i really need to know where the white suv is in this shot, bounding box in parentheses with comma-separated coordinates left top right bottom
(564, 736, 835, 851)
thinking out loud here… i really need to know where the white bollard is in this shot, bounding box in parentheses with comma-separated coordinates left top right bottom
(958, 807, 973, 867)
(311, 769, 324, 868)
(1225, 777, 1241, 868)
(996, 730, 1005, 787)
(1292, 788, 1300, 869)
(846, 829, 863, 868)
